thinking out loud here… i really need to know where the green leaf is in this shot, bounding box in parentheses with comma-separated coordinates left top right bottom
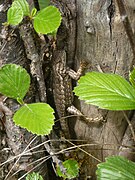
(33, 6, 62, 34)
(47, 29, 57, 37)
(30, 8, 37, 17)
(129, 67, 135, 89)
(12, 0, 30, 16)
(26, 172, 43, 180)
(56, 159, 79, 179)
(13, 103, 54, 135)
(0, 64, 30, 100)
(7, 6, 23, 25)
(96, 156, 135, 180)
(38, 0, 50, 9)
(74, 72, 135, 110)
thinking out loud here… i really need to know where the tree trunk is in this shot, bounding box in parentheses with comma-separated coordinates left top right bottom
(74, 0, 135, 178)
(0, 0, 135, 179)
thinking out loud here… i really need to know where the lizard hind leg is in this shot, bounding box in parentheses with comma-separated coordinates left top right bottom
(67, 105, 83, 117)
(67, 105, 90, 124)
(67, 105, 104, 124)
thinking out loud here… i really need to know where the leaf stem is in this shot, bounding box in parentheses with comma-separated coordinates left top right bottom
(17, 98, 25, 105)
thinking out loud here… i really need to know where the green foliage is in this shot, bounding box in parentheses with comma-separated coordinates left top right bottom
(129, 68, 135, 89)
(26, 172, 43, 180)
(0, 64, 30, 101)
(6, 0, 61, 35)
(38, 0, 50, 9)
(30, 8, 37, 17)
(56, 159, 79, 179)
(0, 64, 54, 135)
(6, 0, 30, 25)
(5, 1, 135, 178)
(74, 72, 135, 110)
(96, 156, 135, 180)
(74, 69, 135, 178)
(13, 103, 54, 135)
(12, 0, 30, 16)
(7, 6, 23, 25)
(33, 6, 62, 34)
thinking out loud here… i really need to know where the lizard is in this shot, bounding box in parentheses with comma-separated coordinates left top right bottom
(52, 49, 88, 139)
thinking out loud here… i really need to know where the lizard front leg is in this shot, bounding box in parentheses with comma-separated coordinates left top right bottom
(66, 61, 88, 117)
(67, 62, 104, 124)
(67, 61, 88, 80)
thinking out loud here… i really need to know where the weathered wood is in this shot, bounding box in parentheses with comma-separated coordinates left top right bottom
(74, 0, 135, 178)
(1, 0, 135, 179)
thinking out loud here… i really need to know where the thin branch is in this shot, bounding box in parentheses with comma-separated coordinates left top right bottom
(4, 136, 37, 180)
(19, 22, 47, 102)
(66, 139, 102, 163)
(1, 139, 135, 167)
(122, 111, 135, 142)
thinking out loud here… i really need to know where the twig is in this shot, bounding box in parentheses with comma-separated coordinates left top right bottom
(2, 138, 135, 168)
(18, 156, 51, 180)
(19, 21, 47, 102)
(41, 136, 67, 175)
(4, 136, 37, 180)
(122, 111, 135, 142)
(65, 139, 101, 162)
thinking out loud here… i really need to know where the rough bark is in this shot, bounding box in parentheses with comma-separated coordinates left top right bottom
(74, 0, 135, 178)
(0, 0, 135, 179)
(0, 1, 49, 179)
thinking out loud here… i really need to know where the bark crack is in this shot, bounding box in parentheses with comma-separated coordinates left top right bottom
(116, 0, 135, 70)
(107, 0, 115, 40)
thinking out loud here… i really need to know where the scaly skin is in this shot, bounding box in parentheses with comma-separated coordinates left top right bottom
(52, 49, 88, 139)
